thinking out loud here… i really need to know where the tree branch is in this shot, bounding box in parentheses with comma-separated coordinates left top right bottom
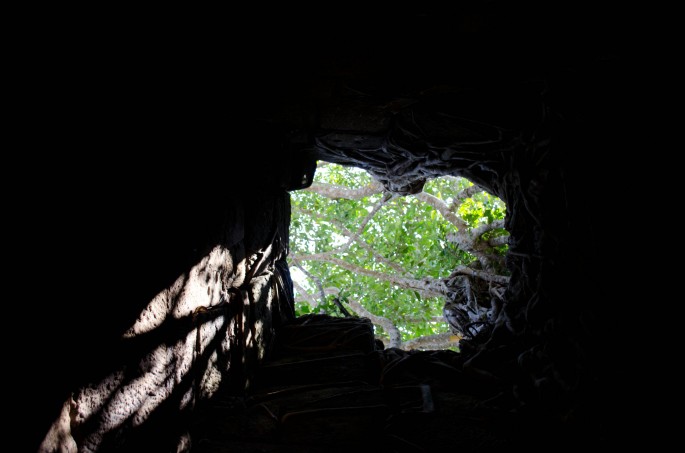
(413, 191, 469, 232)
(412, 190, 499, 267)
(470, 218, 506, 239)
(343, 296, 402, 348)
(291, 254, 447, 298)
(308, 287, 403, 348)
(303, 180, 384, 200)
(446, 265, 510, 285)
(450, 183, 484, 212)
(294, 263, 326, 307)
(291, 282, 452, 351)
(488, 234, 509, 247)
(292, 280, 318, 309)
(401, 332, 461, 350)
(298, 199, 409, 276)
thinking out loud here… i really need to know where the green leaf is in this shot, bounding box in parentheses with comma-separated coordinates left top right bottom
(290, 163, 507, 346)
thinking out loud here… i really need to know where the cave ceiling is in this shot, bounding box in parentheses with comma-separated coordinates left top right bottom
(241, 5, 619, 203)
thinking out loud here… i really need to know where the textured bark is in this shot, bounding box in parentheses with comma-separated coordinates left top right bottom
(294, 52, 611, 430)
(401, 332, 461, 350)
(304, 180, 384, 200)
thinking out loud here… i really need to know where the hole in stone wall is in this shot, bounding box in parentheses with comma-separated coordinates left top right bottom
(288, 161, 510, 351)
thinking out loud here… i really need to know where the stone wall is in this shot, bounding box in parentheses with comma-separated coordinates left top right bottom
(37, 187, 294, 452)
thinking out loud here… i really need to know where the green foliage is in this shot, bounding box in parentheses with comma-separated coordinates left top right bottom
(289, 163, 507, 346)
(457, 196, 506, 227)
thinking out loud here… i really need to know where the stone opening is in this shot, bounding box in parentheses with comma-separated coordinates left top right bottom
(288, 162, 510, 351)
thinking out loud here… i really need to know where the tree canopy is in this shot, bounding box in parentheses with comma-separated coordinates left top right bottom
(288, 162, 509, 351)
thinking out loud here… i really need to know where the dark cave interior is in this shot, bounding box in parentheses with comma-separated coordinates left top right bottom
(14, 3, 644, 452)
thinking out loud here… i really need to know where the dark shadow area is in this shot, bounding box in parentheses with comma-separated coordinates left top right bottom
(13, 2, 641, 450)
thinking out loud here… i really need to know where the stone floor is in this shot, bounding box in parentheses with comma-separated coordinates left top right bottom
(188, 314, 578, 452)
